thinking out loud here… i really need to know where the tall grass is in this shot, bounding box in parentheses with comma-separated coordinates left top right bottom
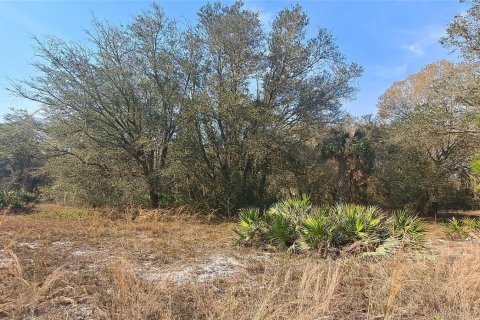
(1, 207, 479, 319)
(4, 250, 479, 320)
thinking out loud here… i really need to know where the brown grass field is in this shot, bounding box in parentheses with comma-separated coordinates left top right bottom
(1, 204, 479, 320)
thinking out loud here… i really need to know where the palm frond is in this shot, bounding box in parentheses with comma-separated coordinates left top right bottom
(230, 207, 263, 245)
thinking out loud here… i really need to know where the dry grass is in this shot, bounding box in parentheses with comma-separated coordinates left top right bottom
(1, 205, 480, 319)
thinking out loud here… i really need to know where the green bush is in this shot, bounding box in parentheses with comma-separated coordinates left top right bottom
(231, 197, 427, 258)
(299, 208, 330, 250)
(444, 217, 480, 240)
(232, 208, 263, 245)
(329, 204, 387, 246)
(389, 209, 426, 246)
(0, 190, 38, 212)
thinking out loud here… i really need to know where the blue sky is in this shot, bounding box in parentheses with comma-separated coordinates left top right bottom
(0, 0, 466, 117)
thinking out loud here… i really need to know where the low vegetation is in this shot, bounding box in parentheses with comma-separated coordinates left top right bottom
(0, 190, 37, 212)
(0, 205, 479, 319)
(444, 217, 480, 240)
(232, 197, 425, 258)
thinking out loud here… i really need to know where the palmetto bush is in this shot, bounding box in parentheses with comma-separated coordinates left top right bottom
(462, 217, 480, 234)
(231, 208, 264, 245)
(330, 204, 387, 245)
(445, 217, 480, 240)
(389, 209, 426, 247)
(232, 197, 426, 257)
(299, 208, 330, 250)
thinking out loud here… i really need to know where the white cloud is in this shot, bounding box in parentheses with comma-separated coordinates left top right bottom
(402, 44, 425, 56)
(400, 25, 446, 57)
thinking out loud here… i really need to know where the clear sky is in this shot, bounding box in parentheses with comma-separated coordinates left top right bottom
(0, 0, 467, 118)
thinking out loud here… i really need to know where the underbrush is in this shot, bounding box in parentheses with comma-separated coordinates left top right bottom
(0, 190, 37, 213)
(1, 206, 479, 319)
(232, 197, 426, 258)
(29, 204, 213, 224)
(444, 217, 480, 240)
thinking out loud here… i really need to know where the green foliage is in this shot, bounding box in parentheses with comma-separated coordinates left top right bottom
(320, 126, 375, 204)
(444, 217, 480, 240)
(299, 208, 330, 250)
(0, 110, 45, 193)
(266, 196, 312, 224)
(232, 198, 426, 257)
(0, 190, 38, 211)
(462, 217, 480, 232)
(231, 208, 263, 245)
(43, 155, 148, 209)
(330, 204, 386, 245)
(3, 1, 479, 215)
(263, 196, 311, 251)
(265, 213, 297, 251)
(473, 154, 480, 175)
(390, 209, 427, 247)
(377, 61, 479, 215)
(11, 1, 362, 211)
(441, 0, 480, 62)
(445, 217, 465, 239)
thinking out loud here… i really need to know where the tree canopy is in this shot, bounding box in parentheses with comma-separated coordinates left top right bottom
(10, 1, 362, 211)
(1, 0, 479, 215)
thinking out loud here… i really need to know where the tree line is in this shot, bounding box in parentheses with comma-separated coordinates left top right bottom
(1, 1, 480, 215)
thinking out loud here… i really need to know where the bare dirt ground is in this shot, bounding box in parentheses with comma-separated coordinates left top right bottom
(1, 204, 480, 320)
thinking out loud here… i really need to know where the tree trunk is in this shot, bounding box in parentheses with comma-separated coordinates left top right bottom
(337, 156, 347, 204)
(138, 150, 161, 209)
(149, 186, 160, 208)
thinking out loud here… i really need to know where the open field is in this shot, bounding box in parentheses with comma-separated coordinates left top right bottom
(1, 204, 480, 320)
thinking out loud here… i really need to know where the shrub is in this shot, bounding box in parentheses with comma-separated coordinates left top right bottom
(231, 208, 263, 245)
(444, 217, 480, 240)
(389, 209, 426, 247)
(0, 190, 38, 212)
(299, 208, 330, 250)
(265, 210, 298, 251)
(264, 196, 311, 251)
(329, 204, 387, 246)
(231, 197, 426, 258)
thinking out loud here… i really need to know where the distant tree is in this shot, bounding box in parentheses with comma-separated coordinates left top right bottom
(378, 61, 479, 213)
(0, 109, 45, 193)
(320, 123, 374, 204)
(11, 4, 190, 207)
(441, 0, 480, 62)
(178, 2, 362, 212)
(442, 0, 480, 189)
